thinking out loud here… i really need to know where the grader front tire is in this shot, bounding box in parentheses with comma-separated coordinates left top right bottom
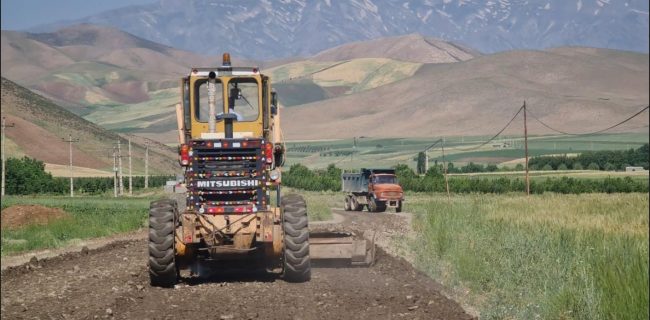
(281, 194, 311, 283)
(148, 199, 178, 287)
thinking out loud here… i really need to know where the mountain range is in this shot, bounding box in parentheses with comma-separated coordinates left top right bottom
(28, 0, 650, 60)
(1, 24, 648, 144)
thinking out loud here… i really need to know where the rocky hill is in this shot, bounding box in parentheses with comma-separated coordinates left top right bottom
(28, 0, 649, 60)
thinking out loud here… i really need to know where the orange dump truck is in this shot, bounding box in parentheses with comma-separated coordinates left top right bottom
(342, 168, 404, 212)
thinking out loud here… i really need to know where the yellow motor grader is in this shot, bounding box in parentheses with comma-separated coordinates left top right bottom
(149, 54, 374, 287)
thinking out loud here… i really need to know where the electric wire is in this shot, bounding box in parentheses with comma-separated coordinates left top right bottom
(527, 105, 649, 136)
(448, 104, 525, 152)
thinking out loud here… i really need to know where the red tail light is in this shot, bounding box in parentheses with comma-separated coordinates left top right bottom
(180, 144, 190, 166)
(265, 142, 273, 164)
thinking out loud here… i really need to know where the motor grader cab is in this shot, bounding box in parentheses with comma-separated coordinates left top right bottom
(148, 54, 374, 287)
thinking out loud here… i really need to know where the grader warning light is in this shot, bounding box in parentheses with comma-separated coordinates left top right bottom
(222, 52, 231, 67)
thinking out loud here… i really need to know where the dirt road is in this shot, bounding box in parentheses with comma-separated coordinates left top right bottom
(1, 210, 472, 320)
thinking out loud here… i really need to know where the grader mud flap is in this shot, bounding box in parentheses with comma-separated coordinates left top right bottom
(309, 231, 376, 267)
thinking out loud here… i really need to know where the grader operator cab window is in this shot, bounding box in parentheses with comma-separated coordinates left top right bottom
(194, 78, 259, 123)
(227, 78, 259, 122)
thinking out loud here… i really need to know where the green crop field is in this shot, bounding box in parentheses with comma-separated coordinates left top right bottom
(407, 193, 649, 320)
(285, 132, 649, 170)
(1, 189, 333, 256)
(0, 195, 161, 256)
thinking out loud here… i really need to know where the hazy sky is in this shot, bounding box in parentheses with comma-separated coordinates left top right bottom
(1, 0, 156, 30)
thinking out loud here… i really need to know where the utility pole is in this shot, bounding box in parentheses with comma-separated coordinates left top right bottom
(1, 117, 15, 197)
(118, 139, 124, 195)
(112, 147, 118, 197)
(424, 151, 429, 174)
(144, 145, 149, 189)
(442, 137, 450, 203)
(128, 139, 133, 195)
(523, 101, 530, 196)
(63, 134, 80, 197)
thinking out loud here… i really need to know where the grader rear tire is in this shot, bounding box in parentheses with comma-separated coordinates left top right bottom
(281, 194, 311, 282)
(148, 199, 178, 287)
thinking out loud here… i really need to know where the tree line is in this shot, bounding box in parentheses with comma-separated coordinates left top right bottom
(282, 163, 648, 194)
(2, 157, 174, 195)
(528, 144, 649, 171)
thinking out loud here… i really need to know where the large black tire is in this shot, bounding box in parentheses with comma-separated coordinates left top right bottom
(352, 198, 363, 211)
(148, 199, 178, 287)
(281, 194, 311, 282)
(368, 196, 386, 213)
(396, 201, 403, 213)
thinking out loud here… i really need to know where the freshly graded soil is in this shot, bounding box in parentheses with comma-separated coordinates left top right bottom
(1, 209, 473, 320)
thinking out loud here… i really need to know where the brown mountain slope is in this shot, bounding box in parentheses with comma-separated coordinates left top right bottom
(283, 47, 649, 140)
(0, 24, 215, 110)
(0, 77, 178, 175)
(313, 33, 479, 63)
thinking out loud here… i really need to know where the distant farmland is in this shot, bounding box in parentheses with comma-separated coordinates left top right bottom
(284, 132, 649, 170)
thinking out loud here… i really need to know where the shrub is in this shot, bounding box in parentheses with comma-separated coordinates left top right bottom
(573, 162, 584, 170)
(557, 163, 568, 171)
(542, 164, 553, 171)
(587, 162, 600, 170)
(604, 163, 616, 171)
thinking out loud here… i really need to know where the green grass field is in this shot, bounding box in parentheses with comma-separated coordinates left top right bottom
(1, 195, 160, 256)
(286, 132, 649, 170)
(407, 193, 649, 320)
(1, 190, 333, 256)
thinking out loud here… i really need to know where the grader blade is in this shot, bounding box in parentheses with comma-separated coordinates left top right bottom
(309, 231, 376, 267)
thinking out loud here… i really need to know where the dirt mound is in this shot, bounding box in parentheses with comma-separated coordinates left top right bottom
(1, 205, 71, 229)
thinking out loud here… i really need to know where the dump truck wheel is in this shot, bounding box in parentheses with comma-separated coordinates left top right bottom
(148, 199, 178, 287)
(351, 198, 363, 211)
(396, 201, 403, 213)
(281, 194, 311, 282)
(369, 197, 386, 213)
(344, 196, 351, 211)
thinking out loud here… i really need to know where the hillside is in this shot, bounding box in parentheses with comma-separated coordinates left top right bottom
(0, 24, 218, 114)
(28, 0, 649, 59)
(0, 77, 178, 175)
(313, 34, 478, 63)
(283, 47, 649, 140)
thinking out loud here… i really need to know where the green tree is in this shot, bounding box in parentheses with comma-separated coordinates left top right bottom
(604, 162, 616, 171)
(557, 163, 568, 171)
(587, 162, 600, 170)
(4, 157, 60, 195)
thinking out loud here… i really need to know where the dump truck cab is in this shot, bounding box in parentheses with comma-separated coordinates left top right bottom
(368, 173, 404, 207)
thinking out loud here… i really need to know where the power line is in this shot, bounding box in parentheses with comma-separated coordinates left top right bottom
(449, 104, 525, 152)
(527, 105, 649, 136)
